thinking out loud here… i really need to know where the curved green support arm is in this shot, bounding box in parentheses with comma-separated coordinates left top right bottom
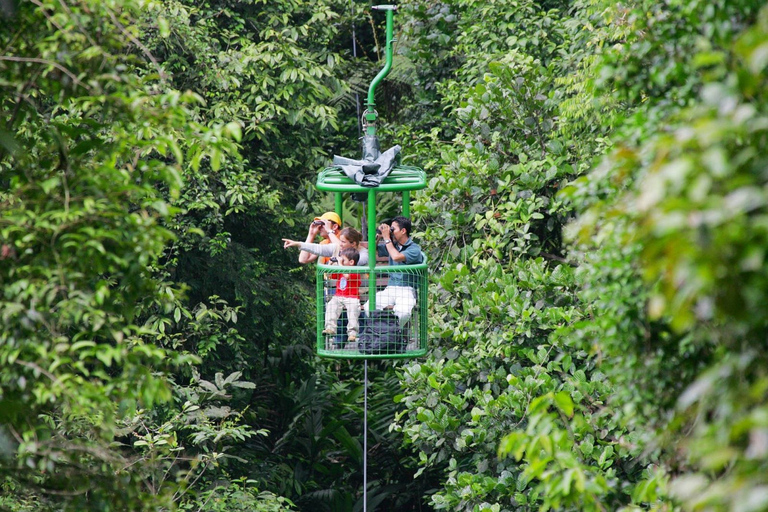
(365, 5, 397, 136)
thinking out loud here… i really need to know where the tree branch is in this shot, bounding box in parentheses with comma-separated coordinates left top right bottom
(0, 56, 91, 92)
(104, 6, 167, 82)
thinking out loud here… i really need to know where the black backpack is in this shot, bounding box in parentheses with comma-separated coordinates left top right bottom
(358, 310, 405, 355)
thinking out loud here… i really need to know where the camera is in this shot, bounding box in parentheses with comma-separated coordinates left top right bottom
(312, 220, 324, 226)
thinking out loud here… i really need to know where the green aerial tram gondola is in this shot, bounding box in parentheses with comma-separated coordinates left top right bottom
(314, 5, 428, 361)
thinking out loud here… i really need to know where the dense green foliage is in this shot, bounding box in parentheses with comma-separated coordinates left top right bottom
(0, 0, 240, 508)
(394, 0, 768, 510)
(3, 0, 768, 510)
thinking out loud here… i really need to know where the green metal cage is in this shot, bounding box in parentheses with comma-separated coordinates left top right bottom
(313, 5, 427, 360)
(314, 165, 428, 360)
(316, 258, 427, 359)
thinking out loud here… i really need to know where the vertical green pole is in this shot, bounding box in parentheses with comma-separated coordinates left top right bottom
(335, 192, 343, 224)
(367, 189, 376, 311)
(316, 266, 324, 352)
(402, 190, 410, 218)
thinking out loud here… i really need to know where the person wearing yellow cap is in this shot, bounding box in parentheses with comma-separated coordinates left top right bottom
(283, 211, 371, 266)
(296, 211, 341, 265)
(315, 211, 342, 227)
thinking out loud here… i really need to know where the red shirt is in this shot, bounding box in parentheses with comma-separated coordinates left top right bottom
(332, 272, 360, 298)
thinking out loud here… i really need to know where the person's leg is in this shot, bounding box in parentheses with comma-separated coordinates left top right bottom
(363, 287, 393, 314)
(324, 296, 342, 333)
(344, 297, 361, 339)
(392, 286, 417, 327)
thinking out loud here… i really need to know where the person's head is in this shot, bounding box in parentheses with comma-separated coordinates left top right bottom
(339, 247, 360, 266)
(313, 211, 341, 237)
(390, 216, 412, 243)
(338, 227, 362, 250)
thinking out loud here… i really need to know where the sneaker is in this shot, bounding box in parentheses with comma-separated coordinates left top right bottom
(347, 334, 357, 342)
(322, 328, 335, 335)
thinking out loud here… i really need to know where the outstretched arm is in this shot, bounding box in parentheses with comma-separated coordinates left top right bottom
(287, 241, 336, 258)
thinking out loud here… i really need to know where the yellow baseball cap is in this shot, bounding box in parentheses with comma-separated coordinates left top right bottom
(314, 211, 341, 225)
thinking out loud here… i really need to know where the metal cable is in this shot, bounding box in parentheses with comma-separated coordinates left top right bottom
(364, 359, 368, 512)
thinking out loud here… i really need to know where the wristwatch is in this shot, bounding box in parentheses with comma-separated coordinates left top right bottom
(383, 239, 391, 244)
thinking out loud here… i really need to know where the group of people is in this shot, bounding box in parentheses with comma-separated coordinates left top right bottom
(282, 212, 422, 344)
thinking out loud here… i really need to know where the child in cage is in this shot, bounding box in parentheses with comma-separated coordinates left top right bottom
(322, 247, 362, 343)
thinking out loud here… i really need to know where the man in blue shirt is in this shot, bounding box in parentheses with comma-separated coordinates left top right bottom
(364, 216, 423, 326)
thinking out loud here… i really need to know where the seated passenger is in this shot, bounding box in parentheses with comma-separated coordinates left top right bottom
(321, 247, 362, 343)
(364, 216, 423, 326)
(295, 211, 341, 265)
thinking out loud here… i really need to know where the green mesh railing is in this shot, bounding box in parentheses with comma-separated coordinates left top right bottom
(316, 260, 427, 360)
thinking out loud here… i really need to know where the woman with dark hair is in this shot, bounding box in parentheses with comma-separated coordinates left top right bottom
(283, 227, 369, 266)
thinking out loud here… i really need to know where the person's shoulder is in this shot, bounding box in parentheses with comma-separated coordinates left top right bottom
(404, 239, 422, 251)
(401, 239, 422, 262)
